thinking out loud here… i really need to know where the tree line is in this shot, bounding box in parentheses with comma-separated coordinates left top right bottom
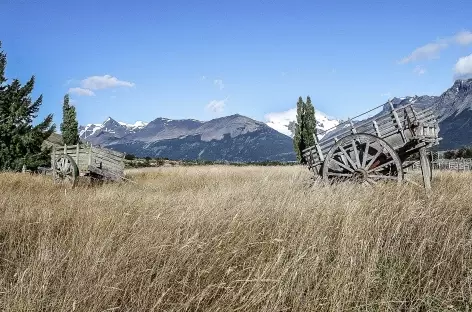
(0, 41, 78, 171)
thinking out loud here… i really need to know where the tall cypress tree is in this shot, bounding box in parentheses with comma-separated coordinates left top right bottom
(293, 96, 306, 162)
(0, 41, 56, 171)
(60, 94, 79, 145)
(302, 96, 317, 148)
(293, 95, 318, 164)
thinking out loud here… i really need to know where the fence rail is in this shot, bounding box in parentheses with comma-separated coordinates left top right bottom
(405, 159, 472, 171)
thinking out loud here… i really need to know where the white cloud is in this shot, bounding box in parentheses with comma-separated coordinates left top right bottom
(213, 79, 224, 90)
(413, 65, 427, 76)
(454, 54, 472, 79)
(81, 75, 135, 90)
(399, 30, 472, 64)
(454, 30, 472, 45)
(201, 75, 207, 80)
(69, 99, 78, 106)
(205, 98, 228, 113)
(398, 41, 448, 64)
(380, 92, 392, 98)
(68, 87, 95, 96)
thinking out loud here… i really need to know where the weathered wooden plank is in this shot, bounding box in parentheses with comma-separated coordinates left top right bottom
(91, 146, 125, 158)
(90, 157, 124, 172)
(87, 165, 123, 181)
(419, 147, 431, 192)
(92, 153, 124, 167)
(91, 150, 125, 163)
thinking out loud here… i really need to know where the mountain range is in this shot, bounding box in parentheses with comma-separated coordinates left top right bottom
(79, 115, 299, 162)
(78, 78, 472, 161)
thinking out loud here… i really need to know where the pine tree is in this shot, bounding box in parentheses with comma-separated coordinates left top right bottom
(60, 93, 79, 145)
(0, 41, 56, 171)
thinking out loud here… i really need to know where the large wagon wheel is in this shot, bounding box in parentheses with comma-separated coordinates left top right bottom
(53, 154, 79, 189)
(321, 133, 403, 186)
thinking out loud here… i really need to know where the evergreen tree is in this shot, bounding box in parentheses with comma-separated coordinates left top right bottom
(302, 96, 317, 148)
(0, 41, 56, 171)
(60, 93, 79, 145)
(292, 95, 318, 164)
(293, 96, 306, 162)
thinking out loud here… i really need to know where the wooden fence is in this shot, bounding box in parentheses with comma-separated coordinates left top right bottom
(405, 159, 472, 171)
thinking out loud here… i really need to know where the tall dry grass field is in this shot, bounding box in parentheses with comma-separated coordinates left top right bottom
(1, 166, 472, 311)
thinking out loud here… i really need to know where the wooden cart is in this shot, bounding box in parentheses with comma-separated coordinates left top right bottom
(302, 101, 441, 190)
(51, 143, 125, 189)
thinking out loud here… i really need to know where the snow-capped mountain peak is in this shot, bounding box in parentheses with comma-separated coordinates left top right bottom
(118, 120, 149, 130)
(264, 108, 340, 139)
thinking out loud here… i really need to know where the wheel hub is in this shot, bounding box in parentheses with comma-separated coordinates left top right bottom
(352, 168, 368, 182)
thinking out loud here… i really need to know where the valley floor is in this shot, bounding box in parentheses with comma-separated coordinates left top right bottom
(1, 166, 471, 311)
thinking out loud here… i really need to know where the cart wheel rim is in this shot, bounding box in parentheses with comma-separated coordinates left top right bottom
(53, 154, 79, 189)
(321, 133, 403, 186)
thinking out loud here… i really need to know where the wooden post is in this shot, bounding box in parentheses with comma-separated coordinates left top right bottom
(76, 144, 80, 164)
(52, 145, 56, 180)
(389, 100, 406, 143)
(88, 143, 93, 166)
(348, 118, 357, 134)
(419, 147, 432, 193)
(63, 144, 67, 154)
(313, 133, 324, 162)
(373, 120, 381, 137)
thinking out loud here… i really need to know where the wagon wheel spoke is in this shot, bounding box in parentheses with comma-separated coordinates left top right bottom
(322, 133, 403, 186)
(365, 149, 382, 171)
(368, 174, 398, 180)
(331, 158, 355, 173)
(361, 141, 370, 168)
(367, 159, 395, 173)
(53, 154, 79, 189)
(327, 172, 353, 177)
(338, 145, 358, 170)
(351, 140, 361, 169)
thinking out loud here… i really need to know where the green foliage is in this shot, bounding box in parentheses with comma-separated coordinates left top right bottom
(0, 41, 56, 171)
(444, 147, 472, 159)
(293, 95, 317, 164)
(124, 153, 136, 160)
(60, 94, 79, 145)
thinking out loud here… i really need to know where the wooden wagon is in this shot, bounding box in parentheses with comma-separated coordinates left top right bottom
(302, 100, 441, 190)
(50, 143, 126, 189)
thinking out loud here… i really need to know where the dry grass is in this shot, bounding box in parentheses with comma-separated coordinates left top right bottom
(1, 166, 472, 311)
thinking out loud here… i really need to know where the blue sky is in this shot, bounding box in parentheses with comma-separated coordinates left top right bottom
(1, 0, 472, 128)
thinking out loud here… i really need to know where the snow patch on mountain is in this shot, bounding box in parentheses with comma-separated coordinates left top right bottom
(264, 108, 339, 139)
(118, 120, 149, 130)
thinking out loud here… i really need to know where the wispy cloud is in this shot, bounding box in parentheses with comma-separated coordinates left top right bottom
(380, 92, 392, 98)
(399, 30, 472, 64)
(81, 75, 135, 90)
(454, 53, 472, 79)
(398, 41, 448, 64)
(205, 97, 228, 113)
(201, 75, 207, 80)
(68, 87, 95, 96)
(454, 30, 472, 45)
(213, 79, 224, 90)
(413, 65, 427, 76)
